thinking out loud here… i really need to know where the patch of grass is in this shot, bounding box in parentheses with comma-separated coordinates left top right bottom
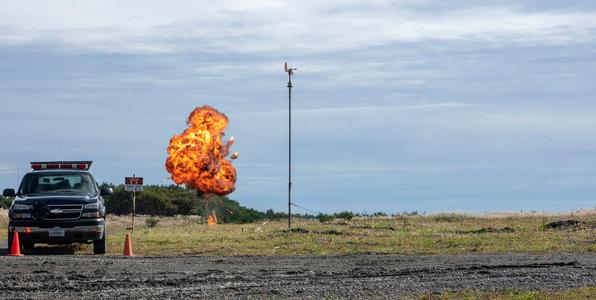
(316, 213, 333, 223)
(1, 210, 594, 256)
(413, 287, 596, 300)
(97, 212, 596, 256)
(0, 209, 8, 232)
(431, 213, 473, 223)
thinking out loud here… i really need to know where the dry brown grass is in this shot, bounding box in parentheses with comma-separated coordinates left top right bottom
(0, 209, 8, 232)
(2, 209, 594, 256)
(414, 287, 596, 300)
(98, 210, 596, 256)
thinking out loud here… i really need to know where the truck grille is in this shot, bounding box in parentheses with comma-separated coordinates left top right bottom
(43, 204, 83, 220)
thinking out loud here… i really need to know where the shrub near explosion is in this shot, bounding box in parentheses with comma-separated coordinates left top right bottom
(165, 105, 238, 195)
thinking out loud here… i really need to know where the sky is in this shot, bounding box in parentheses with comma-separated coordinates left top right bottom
(1, 1, 595, 214)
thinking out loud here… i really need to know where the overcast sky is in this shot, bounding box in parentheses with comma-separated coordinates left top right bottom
(1, 1, 595, 213)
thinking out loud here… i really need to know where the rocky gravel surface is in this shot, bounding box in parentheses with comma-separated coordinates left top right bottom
(0, 253, 594, 299)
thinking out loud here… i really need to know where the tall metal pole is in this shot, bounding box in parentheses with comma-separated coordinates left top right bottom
(285, 62, 296, 229)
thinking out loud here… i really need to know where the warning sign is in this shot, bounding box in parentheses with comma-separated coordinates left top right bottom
(125, 177, 143, 192)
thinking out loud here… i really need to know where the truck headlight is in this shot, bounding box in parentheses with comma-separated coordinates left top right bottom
(13, 204, 32, 210)
(82, 212, 100, 218)
(83, 203, 99, 210)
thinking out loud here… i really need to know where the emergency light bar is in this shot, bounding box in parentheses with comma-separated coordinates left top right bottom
(30, 161, 92, 171)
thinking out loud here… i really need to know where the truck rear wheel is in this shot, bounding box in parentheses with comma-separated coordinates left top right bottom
(93, 230, 106, 255)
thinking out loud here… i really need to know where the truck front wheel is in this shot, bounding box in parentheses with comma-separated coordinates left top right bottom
(23, 242, 34, 250)
(93, 229, 106, 255)
(7, 230, 13, 251)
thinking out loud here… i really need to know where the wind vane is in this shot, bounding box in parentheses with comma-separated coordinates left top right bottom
(285, 62, 297, 81)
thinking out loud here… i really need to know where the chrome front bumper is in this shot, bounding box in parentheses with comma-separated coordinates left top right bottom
(10, 225, 104, 234)
(9, 224, 105, 243)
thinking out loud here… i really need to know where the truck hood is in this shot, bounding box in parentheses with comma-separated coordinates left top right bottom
(14, 195, 98, 205)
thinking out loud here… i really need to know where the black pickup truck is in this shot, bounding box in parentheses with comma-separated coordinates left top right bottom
(3, 161, 112, 254)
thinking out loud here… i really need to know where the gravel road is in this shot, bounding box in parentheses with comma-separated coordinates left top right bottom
(0, 253, 594, 299)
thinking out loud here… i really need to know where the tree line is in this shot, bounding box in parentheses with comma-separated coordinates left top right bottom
(1, 184, 388, 224)
(100, 184, 306, 224)
(100, 184, 396, 223)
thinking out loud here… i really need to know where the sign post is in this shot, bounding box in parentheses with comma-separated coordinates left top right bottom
(125, 175, 143, 232)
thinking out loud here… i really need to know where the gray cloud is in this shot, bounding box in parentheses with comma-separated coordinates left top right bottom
(1, 1, 596, 54)
(0, 1, 595, 213)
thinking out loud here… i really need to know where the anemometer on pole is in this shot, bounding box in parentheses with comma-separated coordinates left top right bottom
(285, 62, 297, 229)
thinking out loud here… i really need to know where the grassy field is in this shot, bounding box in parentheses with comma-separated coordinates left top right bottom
(2, 209, 593, 256)
(414, 287, 596, 300)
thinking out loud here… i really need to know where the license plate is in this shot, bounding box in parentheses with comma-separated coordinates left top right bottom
(48, 227, 65, 237)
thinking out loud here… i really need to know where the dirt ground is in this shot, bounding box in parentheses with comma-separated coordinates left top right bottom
(0, 253, 593, 299)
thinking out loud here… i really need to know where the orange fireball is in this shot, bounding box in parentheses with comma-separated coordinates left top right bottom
(206, 210, 218, 225)
(165, 105, 237, 195)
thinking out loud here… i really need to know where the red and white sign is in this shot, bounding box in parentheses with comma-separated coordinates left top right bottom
(125, 177, 143, 191)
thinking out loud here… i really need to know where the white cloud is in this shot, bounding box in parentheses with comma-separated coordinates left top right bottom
(1, 1, 595, 212)
(1, 1, 595, 53)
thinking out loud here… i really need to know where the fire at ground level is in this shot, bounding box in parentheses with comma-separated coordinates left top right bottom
(0, 253, 593, 298)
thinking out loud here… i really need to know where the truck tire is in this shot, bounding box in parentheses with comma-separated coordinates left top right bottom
(23, 242, 35, 250)
(7, 230, 13, 251)
(93, 229, 106, 255)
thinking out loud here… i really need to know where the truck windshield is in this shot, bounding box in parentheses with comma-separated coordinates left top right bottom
(18, 172, 98, 197)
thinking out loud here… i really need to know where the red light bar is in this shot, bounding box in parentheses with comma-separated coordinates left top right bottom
(30, 161, 92, 171)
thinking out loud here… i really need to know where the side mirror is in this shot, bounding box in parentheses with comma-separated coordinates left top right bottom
(100, 187, 113, 196)
(3, 188, 16, 197)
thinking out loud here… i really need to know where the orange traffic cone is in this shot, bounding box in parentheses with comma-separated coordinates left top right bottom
(7, 231, 23, 256)
(25, 227, 31, 233)
(123, 233, 133, 257)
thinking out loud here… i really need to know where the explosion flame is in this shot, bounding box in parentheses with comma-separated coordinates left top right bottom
(165, 105, 238, 196)
(206, 210, 218, 225)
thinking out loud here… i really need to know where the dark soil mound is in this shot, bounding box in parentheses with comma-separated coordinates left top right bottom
(317, 229, 343, 235)
(351, 225, 396, 231)
(472, 227, 516, 234)
(285, 228, 344, 235)
(457, 227, 516, 234)
(287, 227, 309, 234)
(543, 220, 584, 230)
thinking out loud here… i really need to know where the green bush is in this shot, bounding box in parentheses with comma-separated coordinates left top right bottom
(104, 188, 132, 214)
(172, 198, 195, 215)
(136, 191, 177, 216)
(316, 213, 334, 223)
(145, 216, 159, 228)
(0, 197, 12, 209)
(335, 211, 354, 221)
(215, 195, 267, 223)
